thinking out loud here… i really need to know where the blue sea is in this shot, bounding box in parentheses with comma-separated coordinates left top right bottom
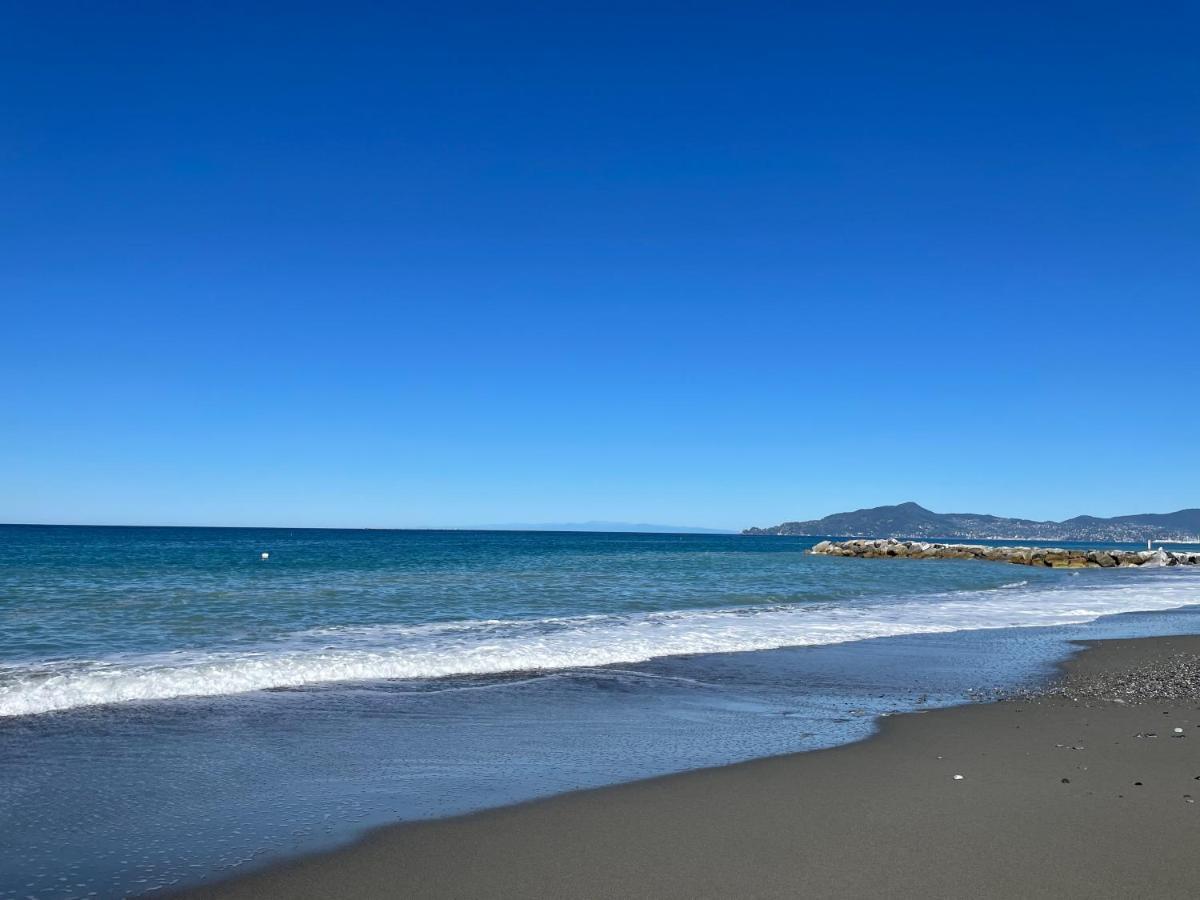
(3, 525, 1200, 897)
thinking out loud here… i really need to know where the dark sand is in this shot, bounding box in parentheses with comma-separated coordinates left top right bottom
(187, 636, 1200, 899)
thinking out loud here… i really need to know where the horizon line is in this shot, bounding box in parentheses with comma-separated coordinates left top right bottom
(0, 521, 740, 534)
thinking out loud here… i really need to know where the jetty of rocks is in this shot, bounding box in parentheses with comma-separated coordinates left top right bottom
(809, 539, 1200, 568)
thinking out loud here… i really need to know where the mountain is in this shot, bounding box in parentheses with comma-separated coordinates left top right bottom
(743, 502, 1200, 542)
(478, 522, 735, 534)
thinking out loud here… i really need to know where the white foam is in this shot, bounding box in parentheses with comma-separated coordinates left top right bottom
(2, 573, 1198, 717)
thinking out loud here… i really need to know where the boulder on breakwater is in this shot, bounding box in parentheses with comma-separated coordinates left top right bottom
(808, 539, 1200, 568)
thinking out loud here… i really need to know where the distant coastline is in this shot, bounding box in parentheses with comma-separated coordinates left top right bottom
(474, 522, 734, 534)
(744, 501, 1200, 543)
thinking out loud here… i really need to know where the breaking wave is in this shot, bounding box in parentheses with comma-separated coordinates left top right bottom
(2, 574, 1198, 717)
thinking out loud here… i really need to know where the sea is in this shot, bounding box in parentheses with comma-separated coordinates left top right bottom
(3, 525, 1200, 897)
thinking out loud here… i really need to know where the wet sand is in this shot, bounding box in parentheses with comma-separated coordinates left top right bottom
(186, 635, 1200, 899)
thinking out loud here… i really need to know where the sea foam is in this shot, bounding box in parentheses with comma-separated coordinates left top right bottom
(2, 573, 1197, 717)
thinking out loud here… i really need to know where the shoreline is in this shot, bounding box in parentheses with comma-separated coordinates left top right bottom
(183, 634, 1200, 899)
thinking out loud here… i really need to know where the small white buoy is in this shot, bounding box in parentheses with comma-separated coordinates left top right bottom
(953, 774, 964, 780)
(1175, 727, 1184, 734)
(261, 552, 270, 560)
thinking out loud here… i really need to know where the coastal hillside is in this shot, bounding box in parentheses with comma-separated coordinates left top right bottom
(744, 502, 1200, 542)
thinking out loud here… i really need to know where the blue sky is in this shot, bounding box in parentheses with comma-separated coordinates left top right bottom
(2, 2, 1197, 529)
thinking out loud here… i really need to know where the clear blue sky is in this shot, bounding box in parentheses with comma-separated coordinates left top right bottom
(3, 2, 1197, 529)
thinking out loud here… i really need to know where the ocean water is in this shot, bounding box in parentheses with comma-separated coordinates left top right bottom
(2, 525, 1200, 897)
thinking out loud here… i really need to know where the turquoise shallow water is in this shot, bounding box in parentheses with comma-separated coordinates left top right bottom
(2, 525, 1200, 896)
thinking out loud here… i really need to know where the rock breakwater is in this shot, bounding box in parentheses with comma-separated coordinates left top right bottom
(809, 539, 1200, 568)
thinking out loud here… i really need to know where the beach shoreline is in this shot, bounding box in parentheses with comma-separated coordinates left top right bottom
(182, 634, 1200, 899)
(10, 527, 1199, 897)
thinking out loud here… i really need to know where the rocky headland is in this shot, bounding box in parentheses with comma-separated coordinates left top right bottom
(745, 502, 1200, 543)
(809, 538, 1200, 568)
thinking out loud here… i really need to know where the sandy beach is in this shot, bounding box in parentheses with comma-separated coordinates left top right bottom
(183, 634, 1200, 899)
